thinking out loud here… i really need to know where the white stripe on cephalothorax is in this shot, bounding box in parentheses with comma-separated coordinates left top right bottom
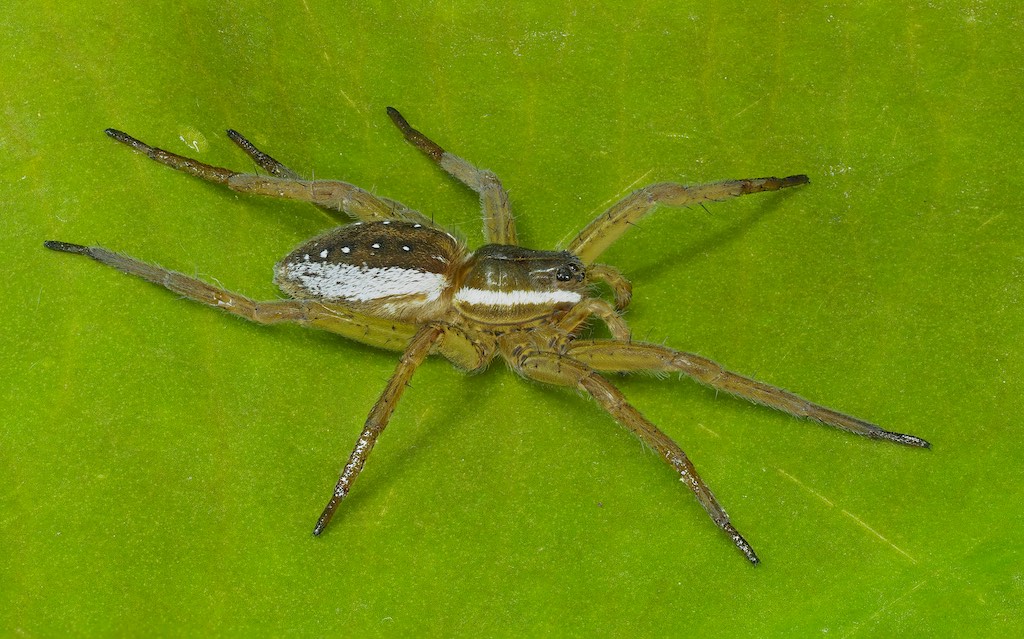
(453, 287, 581, 307)
(281, 262, 447, 302)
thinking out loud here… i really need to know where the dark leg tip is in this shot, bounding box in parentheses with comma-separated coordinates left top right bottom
(895, 433, 932, 449)
(312, 517, 329, 537)
(44, 240, 89, 255)
(226, 129, 256, 153)
(386, 106, 411, 132)
(105, 128, 152, 154)
(385, 108, 445, 160)
(312, 506, 334, 537)
(724, 522, 760, 565)
(784, 174, 810, 187)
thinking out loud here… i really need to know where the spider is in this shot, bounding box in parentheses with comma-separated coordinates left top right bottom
(45, 108, 930, 564)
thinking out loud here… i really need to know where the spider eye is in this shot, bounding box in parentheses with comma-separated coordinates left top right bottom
(554, 262, 585, 283)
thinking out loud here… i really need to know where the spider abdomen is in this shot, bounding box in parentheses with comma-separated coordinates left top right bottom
(274, 221, 465, 321)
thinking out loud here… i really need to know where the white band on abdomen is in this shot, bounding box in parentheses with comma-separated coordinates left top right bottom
(281, 262, 447, 302)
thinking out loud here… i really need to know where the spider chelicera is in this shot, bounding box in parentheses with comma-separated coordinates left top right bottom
(45, 108, 929, 564)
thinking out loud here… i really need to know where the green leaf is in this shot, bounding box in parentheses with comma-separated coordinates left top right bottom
(5, 1, 1022, 635)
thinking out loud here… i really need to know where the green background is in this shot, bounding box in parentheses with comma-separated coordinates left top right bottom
(4, 1, 1022, 635)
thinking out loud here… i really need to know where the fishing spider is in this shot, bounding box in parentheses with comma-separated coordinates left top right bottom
(45, 108, 929, 564)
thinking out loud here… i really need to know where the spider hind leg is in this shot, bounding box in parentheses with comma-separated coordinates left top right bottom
(226, 129, 301, 179)
(105, 126, 430, 225)
(568, 340, 931, 448)
(313, 325, 444, 535)
(500, 335, 761, 564)
(387, 107, 516, 246)
(42, 240, 420, 350)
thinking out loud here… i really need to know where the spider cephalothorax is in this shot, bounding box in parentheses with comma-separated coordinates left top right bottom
(45, 108, 929, 564)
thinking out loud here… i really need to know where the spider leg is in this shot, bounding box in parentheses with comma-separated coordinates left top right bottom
(387, 107, 516, 245)
(313, 324, 444, 535)
(431, 323, 496, 372)
(568, 340, 931, 448)
(501, 337, 759, 564)
(105, 128, 433, 226)
(556, 298, 631, 341)
(226, 129, 301, 179)
(586, 263, 633, 311)
(43, 241, 419, 351)
(568, 175, 809, 264)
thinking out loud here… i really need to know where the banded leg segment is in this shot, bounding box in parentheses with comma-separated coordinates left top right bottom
(387, 107, 516, 245)
(313, 324, 444, 535)
(568, 175, 810, 264)
(501, 338, 759, 564)
(105, 128, 432, 226)
(43, 241, 419, 351)
(568, 340, 931, 448)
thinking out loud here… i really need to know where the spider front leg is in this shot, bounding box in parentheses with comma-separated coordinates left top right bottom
(501, 336, 759, 564)
(387, 107, 516, 245)
(568, 340, 931, 448)
(105, 128, 432, 226)
(569, 175, 810, 264)
(313, 324, 444, 535)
